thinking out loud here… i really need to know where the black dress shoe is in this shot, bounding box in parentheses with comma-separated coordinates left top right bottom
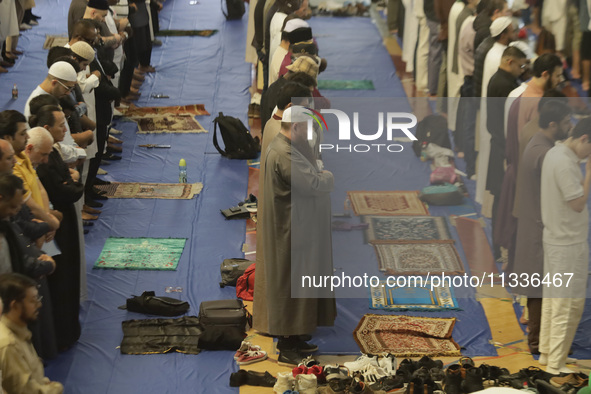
(277, 350, 303, 367)
(103, 153, 122, 161)
(85, 199, 103, 208)
(93, 178, 111, 185)
(83, 221, 94, 226)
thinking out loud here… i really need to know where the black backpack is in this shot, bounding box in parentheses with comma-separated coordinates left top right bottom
(221, 0, 245, 20)
(213, 112, 260, 159)
(412, 114, 452, 157)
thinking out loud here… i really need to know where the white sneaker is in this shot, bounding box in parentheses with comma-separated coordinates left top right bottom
(362, 364, 388, 383)
(273, 371, 294, 394)
(343, 354, 379, 372)
(378, 354, 396, 375)
(295, 374, 317, 394)
(233, 340, 262, 360)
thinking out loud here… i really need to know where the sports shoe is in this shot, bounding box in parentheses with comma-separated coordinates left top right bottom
(292, 365, 308, 377)
(300, 355, 319, 368)
(295, 373, 317, 394)
(362, 365, 388, 384)
(550, 373, 588, 388)
(233, 340, 261, 360)
(344, 354, 379, 372)
(273, 371, 294, 393)
(378, 354, 396, 375)
(370, 375, 405, 392)
(324, 364, 349, 381)
(236, 349, 267, 365)
(307, 365, 325, 384)
(278, 350, 303, 367)
(461, 365, 484, 393)
(442, 365, 462, 394)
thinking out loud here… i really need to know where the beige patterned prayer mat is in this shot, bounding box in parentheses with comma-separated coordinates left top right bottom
(348, 191, 429, 216)
(118, 103, 210, 117)
(371, 240, 465, 275)
(95, 182, 203, 199)
(130, 114, 206, 134)
(353, 314, 461, 357)
(43, 35, 69, 49)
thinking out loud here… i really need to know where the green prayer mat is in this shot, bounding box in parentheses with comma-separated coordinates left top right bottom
(156, 29, 218, 37)
(94, 237, 187, 270)
(317, 80, 375, 90)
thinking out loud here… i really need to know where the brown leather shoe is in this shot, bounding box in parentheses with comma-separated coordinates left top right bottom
(131, 80, 143, 89)
(0, 60, 12, 67)
(132, 73, 145, 82)
(139, 65, 156, 73)
(108, 135, 123, 144)
(83, 205, 102, 214)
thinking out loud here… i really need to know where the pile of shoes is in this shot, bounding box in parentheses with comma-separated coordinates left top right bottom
(550, 373, 589, 394)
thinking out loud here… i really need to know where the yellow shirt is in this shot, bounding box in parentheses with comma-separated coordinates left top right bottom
(13, 152, 44, 208)
(0, 316, 63, 394)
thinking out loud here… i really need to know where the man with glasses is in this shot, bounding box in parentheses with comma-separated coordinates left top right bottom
(23, 61, 86, 165)
(0, 272, 63, 393)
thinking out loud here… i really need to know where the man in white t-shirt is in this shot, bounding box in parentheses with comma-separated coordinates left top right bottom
(539, 116, 591, 375)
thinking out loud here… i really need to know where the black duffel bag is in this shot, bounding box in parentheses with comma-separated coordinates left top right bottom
(220, 258, 252, 287)
(120, 291, 190, 317)
(213, 112, 260, 159)
(198, 299, 251, 331)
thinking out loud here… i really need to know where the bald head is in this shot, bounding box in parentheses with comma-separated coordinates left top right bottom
(0, 140, 16, 176)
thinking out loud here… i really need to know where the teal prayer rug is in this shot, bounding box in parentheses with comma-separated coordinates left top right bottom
(93, 238, 187, 270)
(370, 281, 461, 311)
(363, 216, 452, 243)
(156, 29, 218, 37)
(317, 80, 375, 90)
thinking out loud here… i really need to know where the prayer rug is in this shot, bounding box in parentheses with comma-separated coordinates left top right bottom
(348, 191, 429, 216)
(119, 103, 210, 117)
(353, 314, 461, 357)
(371, 240, 465, 275)
(156, 29, 218, 37)
(454, 217, 499, 277)
(95, 182, 203, 199)
(363, 216, 452, 242)
(370, 281, 460, 311)
(43, 35, 69, 49)
(317, 80, 375, 90)
(132, 114, 206, 134)
(94, 237, 187, 270)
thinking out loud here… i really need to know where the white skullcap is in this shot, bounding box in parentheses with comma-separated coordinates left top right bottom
(490, 16, 512, 37)
(48, 61, 78, 82)
(284, 18, 309, 33)
(282, 105, 310, 123)
(508, 40, 533, 59)
(70, 41, 95, 61)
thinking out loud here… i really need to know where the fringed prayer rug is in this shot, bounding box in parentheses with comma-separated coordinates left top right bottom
(370, 281, 460, 311)
(348, 191, 429, 216)
(94, 237, 187, 270)
(353, 314, 461, 356)
(371, 240, 465, 275)
(317, 80, 375, 90)
(119, 103, 210, 117)
(132, 114, 206, 134)
(95, 182, 203, 199)
(43, 35, 69, 49)
(156, 29, 218, 37)
(363, 216, 452, 242)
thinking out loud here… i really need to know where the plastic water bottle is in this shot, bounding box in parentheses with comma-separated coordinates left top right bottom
(11, 84, 18, 100)
(179, 158, 187, 183)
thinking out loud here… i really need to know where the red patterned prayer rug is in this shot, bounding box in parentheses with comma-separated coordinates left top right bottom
(353, 314, 461, 357)
(347, 191, 429, 216)
(371, 240, 465, 275)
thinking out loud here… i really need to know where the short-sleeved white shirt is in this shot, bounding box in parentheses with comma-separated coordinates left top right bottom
(541, 143, 588, 245)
